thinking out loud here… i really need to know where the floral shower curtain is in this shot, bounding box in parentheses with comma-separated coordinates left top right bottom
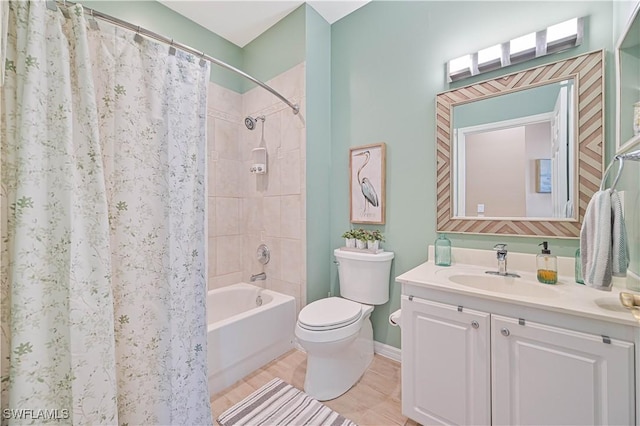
(1, 2, 211, 424)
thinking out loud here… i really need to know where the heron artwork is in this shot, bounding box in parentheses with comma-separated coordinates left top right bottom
(354, 150, 379, 215)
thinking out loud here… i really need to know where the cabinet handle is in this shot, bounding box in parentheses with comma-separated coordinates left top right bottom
(501, 327, 510, 337)
(471, 320, 479, 329)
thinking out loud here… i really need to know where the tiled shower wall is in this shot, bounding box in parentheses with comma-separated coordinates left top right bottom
(207, 63, 307, 311)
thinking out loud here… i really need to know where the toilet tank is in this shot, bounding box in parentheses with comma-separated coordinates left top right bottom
(334, 249, 395, 305)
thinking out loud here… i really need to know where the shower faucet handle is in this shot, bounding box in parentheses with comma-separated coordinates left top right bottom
(257, 244, 270, 265)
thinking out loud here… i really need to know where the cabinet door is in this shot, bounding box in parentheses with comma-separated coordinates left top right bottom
(491, 315, 635, 426)
(401, 296, 490, 426)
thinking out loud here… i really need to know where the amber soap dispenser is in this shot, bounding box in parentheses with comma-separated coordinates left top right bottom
(536, 241, 558, 284)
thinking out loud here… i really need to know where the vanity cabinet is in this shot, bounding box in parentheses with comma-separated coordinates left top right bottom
(401, 297, 490, 425)
(491, 315, 634, 426)
(401, 295, 636, 426)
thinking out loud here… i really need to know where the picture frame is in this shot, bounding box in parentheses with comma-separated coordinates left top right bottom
(535, 159, 552, 193)
(350, 143, 386, 224)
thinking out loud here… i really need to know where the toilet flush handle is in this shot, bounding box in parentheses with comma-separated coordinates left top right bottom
(333, 260, 340, 267)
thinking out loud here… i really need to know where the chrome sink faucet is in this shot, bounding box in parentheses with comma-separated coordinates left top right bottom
(495, 244, 508, 275)
(486, 244, 520, 278)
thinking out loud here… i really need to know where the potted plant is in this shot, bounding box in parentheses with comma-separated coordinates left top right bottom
(341, 229, 356, 248)
(368, 229, 385, 250)
(354, 228, 368, 249)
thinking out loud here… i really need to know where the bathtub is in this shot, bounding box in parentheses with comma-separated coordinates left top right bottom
(207, 282, 296, 395)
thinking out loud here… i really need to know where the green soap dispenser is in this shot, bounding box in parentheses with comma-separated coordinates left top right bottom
(536, 241, 558, 284)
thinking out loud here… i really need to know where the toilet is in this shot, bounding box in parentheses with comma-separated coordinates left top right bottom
(295, 248, 394, 401)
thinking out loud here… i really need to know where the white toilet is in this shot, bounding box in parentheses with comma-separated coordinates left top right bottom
(295, 248, 394, 401)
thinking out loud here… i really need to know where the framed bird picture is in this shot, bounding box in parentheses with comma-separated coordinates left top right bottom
(350, 143, 386, 224)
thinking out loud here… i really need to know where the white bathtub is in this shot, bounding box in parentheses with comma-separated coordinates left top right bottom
(207, 282, 296, 395)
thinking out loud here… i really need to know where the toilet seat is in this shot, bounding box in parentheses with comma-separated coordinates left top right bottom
(298, 297, 362, 331)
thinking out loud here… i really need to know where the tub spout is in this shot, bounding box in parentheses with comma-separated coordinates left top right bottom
(250, 272, 266, 282)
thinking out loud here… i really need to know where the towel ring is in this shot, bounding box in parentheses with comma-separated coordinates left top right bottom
(600, 155, 625, 191)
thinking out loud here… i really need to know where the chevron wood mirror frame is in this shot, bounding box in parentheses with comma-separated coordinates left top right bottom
(436, 50, 604, 238)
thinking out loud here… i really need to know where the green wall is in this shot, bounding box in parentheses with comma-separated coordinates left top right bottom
(242, 5, 306, 92)
(330, 1, 615, 349)
(86, 1, 307, 94)
(304, 7, 333, 303)
(84, 1, 245, 92)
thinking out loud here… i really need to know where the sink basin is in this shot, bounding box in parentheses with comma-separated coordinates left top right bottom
(447, 273, 560, 298)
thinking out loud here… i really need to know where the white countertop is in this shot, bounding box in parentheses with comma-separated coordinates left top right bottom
(396, 256, 640, 328)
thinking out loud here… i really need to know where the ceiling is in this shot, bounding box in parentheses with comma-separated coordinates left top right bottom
(159, 1, 370, 48)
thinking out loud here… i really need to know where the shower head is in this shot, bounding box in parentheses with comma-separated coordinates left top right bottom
(244, 115, 265, 130)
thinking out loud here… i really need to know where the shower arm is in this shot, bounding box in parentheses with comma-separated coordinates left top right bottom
(50, 0, 300, 115)
(600, 149, 640, 191)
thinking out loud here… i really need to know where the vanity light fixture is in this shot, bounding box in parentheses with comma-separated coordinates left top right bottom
(448, 54, 472, 80)
(510, 32, 536, 60)
(477, 44, 502, 73)
(447, 17, 584, 83)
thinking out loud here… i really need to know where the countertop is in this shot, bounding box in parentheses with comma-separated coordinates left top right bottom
(396, 260, 640, 328)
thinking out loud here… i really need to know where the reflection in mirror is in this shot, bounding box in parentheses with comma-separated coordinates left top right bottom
(436, 50, 604, 238)
(452, 79, 576, 219)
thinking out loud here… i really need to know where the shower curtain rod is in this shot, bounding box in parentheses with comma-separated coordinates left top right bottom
(51, 0, 300, 115)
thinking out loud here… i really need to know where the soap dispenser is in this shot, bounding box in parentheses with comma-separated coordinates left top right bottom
(536, 241, 557, 284)
(434, 234, 451, 267)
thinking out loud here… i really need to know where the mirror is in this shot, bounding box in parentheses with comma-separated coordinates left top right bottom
(615, 3, 640, 153)
(436, 50, 604, 238)
(452, 79, 576, 219)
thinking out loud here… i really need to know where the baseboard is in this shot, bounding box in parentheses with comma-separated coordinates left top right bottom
(295, 341, 401, 363)
(374, 341, 401, 363)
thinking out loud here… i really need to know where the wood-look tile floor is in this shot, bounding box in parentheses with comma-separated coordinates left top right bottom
(210, 349, 420, 426)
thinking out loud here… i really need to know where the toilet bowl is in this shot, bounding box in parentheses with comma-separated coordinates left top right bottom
(295, 249, 394, 401)
(295, 297, 374, 401)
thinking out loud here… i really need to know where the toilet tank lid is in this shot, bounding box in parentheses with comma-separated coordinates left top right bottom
(334, 248, 394, 262)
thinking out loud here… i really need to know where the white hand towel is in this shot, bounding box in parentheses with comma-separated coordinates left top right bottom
(580, 190, 613, 290)
(611, 190, 629, 276)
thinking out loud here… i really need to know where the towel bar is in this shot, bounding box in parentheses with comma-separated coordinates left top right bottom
(600, 149, 640, 191)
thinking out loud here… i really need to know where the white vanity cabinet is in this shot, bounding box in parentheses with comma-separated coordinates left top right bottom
(401, 296, 490, 426)
(491, 315, 634, 426)
(401, 291, 637, 426)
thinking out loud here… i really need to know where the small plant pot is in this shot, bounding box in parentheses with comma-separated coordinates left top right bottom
(356, 239, 367, 249)
(367, 240, 379, 250)
(345, 238, 356, 248)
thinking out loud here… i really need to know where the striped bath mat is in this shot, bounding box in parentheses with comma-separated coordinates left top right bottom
(217, 378, 357, 426)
